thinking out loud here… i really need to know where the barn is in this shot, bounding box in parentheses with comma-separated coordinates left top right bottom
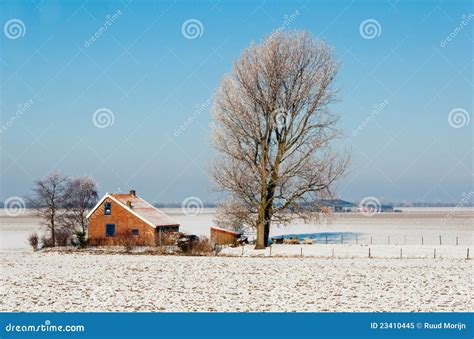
(86, 190, 179, 245)
(210, 226, 244, 245)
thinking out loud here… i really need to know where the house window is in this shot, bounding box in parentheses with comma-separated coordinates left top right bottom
(131, 229, 139, 236)
(104, 202, 112, 215)
(105, 224, 115, 237)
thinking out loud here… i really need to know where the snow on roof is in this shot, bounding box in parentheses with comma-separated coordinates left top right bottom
(86, 193, 179, 228)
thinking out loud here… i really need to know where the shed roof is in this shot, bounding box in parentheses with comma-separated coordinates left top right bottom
(210, 226, 241, 236)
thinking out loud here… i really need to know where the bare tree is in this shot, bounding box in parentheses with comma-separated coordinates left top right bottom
(28, 171, 69, 247)
(210, 31, 349, 249)
(63, 177, 98, 234)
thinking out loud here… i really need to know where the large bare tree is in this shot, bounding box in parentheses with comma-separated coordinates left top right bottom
(210, 31, 349, 249)
(63, 177, 98, 234)
(28, 171, 69, 246)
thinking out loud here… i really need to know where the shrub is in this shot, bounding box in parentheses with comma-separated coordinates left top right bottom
(55, 228, 71, 247)
(41, 236, 54, 248)
(27, 233, 39, 251)
(155, 231, 178, 248)
(179, 236, 213, 256)
(75, 231, 87, 248)
(113, 231, 137, 252)
(88, 236, 107, 246)
(191, 237, 213, 255)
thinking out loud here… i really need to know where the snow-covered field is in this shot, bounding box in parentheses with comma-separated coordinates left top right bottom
(1, 251, 472, 312)
(0, 207, 472, 312)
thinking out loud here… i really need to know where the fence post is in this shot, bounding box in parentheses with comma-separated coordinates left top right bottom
(159, 228, 163, 252)
(439, 235, 442, 245)
(467, 248, 470, 259)
(400, 248, 402, 259)
(242, 244, 244, 256)
(341, 235, 343, 244)
(325, 235, 328, 244)
(370, 236, 373, 245)
(456, 236, 458, 246)
(434, 248, 436, 259)
(421, 236, 424, 245)
(332, 248, 334, 258)
(269, 246, 272, 257)
(300, 247, 303, 258)
(368, 247, 371, 258)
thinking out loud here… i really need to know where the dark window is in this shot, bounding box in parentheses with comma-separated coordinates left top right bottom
(104, 202, 112, 215)
(131, 229, 139, 236)
(105, 224, 115, 237)
(160, 226, 178, 233)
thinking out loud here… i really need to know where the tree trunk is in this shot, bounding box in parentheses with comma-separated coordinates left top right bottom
(264, 219, 271, 247)
(255, 221, 266, 249)
(51, 225, 56, 247)
(81, 216, 86, 234)
(255, 196, 274, 248)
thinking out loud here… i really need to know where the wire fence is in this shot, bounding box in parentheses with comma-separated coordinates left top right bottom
(261, 233, 472, 246)
(229, 244, 471, 259)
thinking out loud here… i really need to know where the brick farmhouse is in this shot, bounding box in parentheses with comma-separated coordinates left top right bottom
(86, 190, 179, 244)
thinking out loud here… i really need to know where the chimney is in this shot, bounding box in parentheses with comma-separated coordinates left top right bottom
(129, 189, 136, 197)
(126, 200, 132, 209)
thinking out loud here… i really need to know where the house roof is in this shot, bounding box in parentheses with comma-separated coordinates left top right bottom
(86, 193, 180, 228)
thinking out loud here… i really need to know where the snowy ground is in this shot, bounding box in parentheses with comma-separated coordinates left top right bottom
(1, 208, 472, 312)
(1, 251, 472, 312)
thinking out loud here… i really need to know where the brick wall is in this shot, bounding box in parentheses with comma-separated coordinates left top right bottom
(88, 197, 156, 244)
(210, 228, 239, 245)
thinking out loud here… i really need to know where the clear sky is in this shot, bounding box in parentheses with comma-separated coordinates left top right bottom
(0, 0, 472, 205)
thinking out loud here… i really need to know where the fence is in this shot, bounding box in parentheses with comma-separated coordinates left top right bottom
(227, 234, 472, 259)
(264, 233, 472, 247)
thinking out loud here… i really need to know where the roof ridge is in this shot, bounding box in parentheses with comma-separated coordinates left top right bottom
(136, 195, 181, 225)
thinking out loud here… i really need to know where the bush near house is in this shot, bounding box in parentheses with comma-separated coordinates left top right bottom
(28, 233, 39, 251)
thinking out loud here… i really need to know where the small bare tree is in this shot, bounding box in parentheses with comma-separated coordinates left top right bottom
(63, 177, 99, 234)
(210, 31, 349, 249)
(28, 171, 69, 247)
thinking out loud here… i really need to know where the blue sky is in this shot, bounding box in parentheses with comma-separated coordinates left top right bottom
(0, 0, 472, 204)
